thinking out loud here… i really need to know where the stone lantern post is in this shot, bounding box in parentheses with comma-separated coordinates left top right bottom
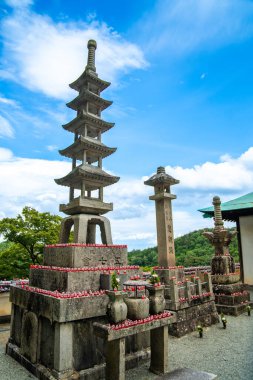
(144, 166, 179, 267)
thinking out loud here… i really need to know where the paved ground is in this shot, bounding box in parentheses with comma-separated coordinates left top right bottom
(1, 292, 252, 380)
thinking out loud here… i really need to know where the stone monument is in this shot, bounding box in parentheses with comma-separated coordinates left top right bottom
(144, 166, 178, 267)
(6, 41, 176, 380)
(203, 196, 251, 315)
(145, 167, 219, 336)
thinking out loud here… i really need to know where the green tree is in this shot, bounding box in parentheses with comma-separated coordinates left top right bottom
(0, 243, 31, 280)
(128, 248, 158, 267)
(0, 207, 62, 265)
(128, 228, 239, 268)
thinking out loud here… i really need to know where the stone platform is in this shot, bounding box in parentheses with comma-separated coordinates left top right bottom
(7, 244, 152, 380)
(44, 244, 128, 267)
(213, 282, 252, 316)
(168, 301, 219, 337)
(29, 266, 138, 292)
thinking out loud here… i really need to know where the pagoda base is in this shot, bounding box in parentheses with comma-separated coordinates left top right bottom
(59, 214, 113, 245)
(59, 197, 113, 215)
(6, 341, 150, 380)
(211, 273, 240, 284)
(7, 243, 152, 379)
(213, 282, 252, 316)
(43, 244, 128, 268)
(215, 303, 253, 316)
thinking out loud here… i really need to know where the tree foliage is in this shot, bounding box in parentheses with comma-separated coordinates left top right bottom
(0, 207, 62, 265)
(0, 242, 31, 280)
(128, 228, 239, 268)
(128, 247, 158, 267)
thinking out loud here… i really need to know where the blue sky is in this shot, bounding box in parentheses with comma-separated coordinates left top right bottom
(1, 0, 253, 249)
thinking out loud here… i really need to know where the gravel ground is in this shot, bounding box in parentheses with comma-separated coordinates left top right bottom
(126, 312, 253, 380)
(0, 296, 252, 380)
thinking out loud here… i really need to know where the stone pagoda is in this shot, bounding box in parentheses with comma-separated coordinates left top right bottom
(203, 196, 251, 315)
(6, 41, 177, 380)
(55, 39, 119, 245)
(145, 167, 219, 336)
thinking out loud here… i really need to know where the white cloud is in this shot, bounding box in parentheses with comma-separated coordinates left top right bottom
(165, 147, 253, 191)
(47, 145, 58, 152)
(1, 147, 251, 249)
(1, 5, 147, 99)
(0, 96, 18, 107)
(140, 0, 253, 56)
(5, 0, 33, 8)
(0, 147, 13, 160)
(0, 115, 15, 138)
(0, 150, 69, 216)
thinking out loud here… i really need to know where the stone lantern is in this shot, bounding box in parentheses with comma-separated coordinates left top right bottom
(144, 166, 179, 267)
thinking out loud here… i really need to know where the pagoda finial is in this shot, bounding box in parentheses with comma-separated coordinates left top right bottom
(86, 39, 97, 72)
(157, 166, 165, 174)
(213, 196, 224, 231)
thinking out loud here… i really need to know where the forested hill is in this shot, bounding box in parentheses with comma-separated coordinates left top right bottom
(128, 228, 239, 268)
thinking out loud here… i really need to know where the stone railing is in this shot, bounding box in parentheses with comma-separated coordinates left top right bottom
(184, 263, 240, 276)
(166, 272, 214, 310)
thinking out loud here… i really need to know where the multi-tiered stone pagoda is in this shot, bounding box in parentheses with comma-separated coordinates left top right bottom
(7, 41, 177, 380)
(55, 39, 119, 245)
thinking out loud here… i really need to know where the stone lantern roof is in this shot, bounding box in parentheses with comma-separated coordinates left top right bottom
(144, 166, 179, 187)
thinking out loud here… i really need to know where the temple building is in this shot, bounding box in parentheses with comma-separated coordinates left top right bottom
(55, 39, 119, 245)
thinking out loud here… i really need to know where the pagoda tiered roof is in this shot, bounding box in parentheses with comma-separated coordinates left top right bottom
(59, 136, 116, 162)
(69, 70, 110, 93)
(62, 112, 114, 136)
(55, 164, 119, 191)
(66, 89, 112, 111)
(55, 40, 119, 218)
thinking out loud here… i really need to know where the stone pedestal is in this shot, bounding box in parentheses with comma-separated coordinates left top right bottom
(211, 255, 235, 275)
(213, 282, 252, 316)
(59, 214, 113, 245)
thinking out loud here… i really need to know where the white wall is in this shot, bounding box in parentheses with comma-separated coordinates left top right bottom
(239, 215, 253, 285)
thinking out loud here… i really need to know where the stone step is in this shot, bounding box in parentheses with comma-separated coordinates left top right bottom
(29, 267, 139, 292)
